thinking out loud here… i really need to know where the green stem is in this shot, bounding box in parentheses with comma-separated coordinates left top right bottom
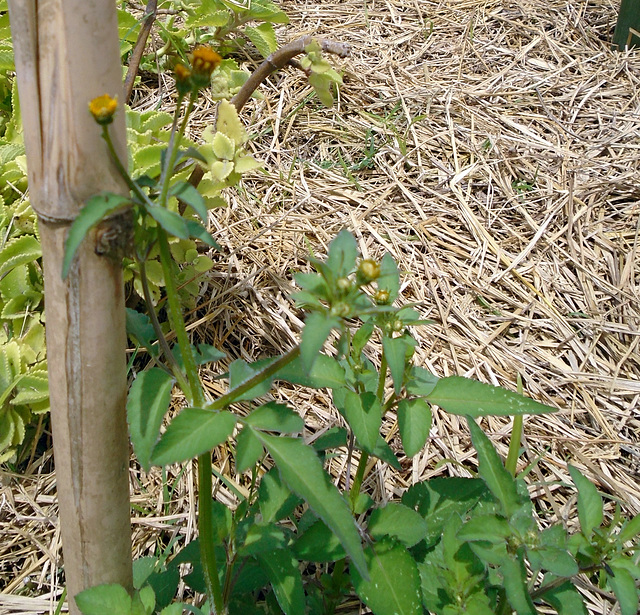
(505, 374, 524, 477)
(156, 229, 224, 613)
(138, 259, 190, 392)
(349, 451, 369, 508)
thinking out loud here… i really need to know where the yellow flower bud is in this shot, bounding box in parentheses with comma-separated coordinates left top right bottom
(357, 259, 381, 283)
(89, 94, 118, 125)
(190, 45, 222, 86)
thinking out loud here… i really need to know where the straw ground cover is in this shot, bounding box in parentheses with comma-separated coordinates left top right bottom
(1, 0, 639, 612)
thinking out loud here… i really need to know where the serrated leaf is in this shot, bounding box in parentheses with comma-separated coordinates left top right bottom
(10, 373, 48, 405)
(300, 311, 340, 370)
(397, 398, 431, 457)
(527, 546, 578, 577)
(256, 548, 304, 615)
(428, 376, 555, 416)
(351, 540, 422, 615)
(467, 417, 520, 518)
(211, 131, 236, 159)
(341, 390, 381, 454)
(228, 359, 273, 401)
(127, 368, 174, 472)
(406, 366, 439, 396)
(216, 100, 247, 145)
(151, 408, 236, 466)
(0, 234, 41, 279)
(254, 432, 367, 577)
(244, 401, 303, 433)
(568, 465, 604, 538)
(169, 181, 208, 223)
(62, 193, 129, 278)
(368, 502, 428, 547)
(75, 583, 132, 615)
(245, 23, 278, 58)
(125, 308, 159, 358)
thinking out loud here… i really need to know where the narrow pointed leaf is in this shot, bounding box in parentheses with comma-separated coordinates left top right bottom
(151, 408, 236, 466)
(326, 230, 358, 278)
(342, 390, 381, 453)
(185, 219, 221, 249)
(127, 368, 174, 471)
(607, 565, 639, 615)
(568, 465, 603, 537)
(235, 426, 264, 473)
(382, 335, 407, 395)
(428, 376, 555, 416)
(300, 312, 340, 370)
(467, 417, 520, 518)
(256, 549, 305, 615)
(254, 432, 367, 577)
(169, 181, 208, 223)
(397, 398, 431, 457)
(0, 235, 41, 279)
(501, 553, 536, 615)
(147, 206, 190, 239)
(63, 193, 130, 278)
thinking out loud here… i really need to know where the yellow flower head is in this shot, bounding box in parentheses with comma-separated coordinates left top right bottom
(89, 94, 118, 125)
(174, 63, 193, 95)
(191, 45, 222, 80)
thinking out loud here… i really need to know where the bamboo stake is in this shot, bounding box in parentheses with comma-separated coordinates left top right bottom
(8, 2, 133, 613)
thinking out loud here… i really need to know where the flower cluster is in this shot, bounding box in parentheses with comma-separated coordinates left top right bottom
(175, 45, 223, 94)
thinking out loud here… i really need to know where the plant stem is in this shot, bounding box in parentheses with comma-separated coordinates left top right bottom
(349, 451, 369, 509)
(138, 259, 190, 392)
(156, 229, 224, 613)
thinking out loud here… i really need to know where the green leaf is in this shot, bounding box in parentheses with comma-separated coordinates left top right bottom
(382, 335, 407, 395)
(151, 409, 236, 466)
(235, 426, 264, 473)
(371, 435, 402, 470)
(194, 344, 226, 365)
(406, 366, 439, 396)
(608, 565, 640, 615)
(254, 432, 367, 577)
(341, 390, 381, 454)
(228, 359, 273, 401)
(240, 523, 288, 556)
(75, 583, 132, 615)
(618, 513, 640, 544)
(168, 181, 208, 223)
(300, 312, 340, 370)
(11, 373, 49, 405)
(351, 540, 422, 615)
(62, 193, 130, 278)
(272, 353, 345, 389)
(244, 401, 303, 433)
(185, 219, 221, 249)
(125, 308, 159, 358)
(397, 398, 431, 457)
(127, 368, 174, 472)
(258, 469, 301, 523)
(377, 253, 400, 303)
(457, 514, 512, 543)
(147, 206, 190, 240)
(467, 417, 520, 518)
(428, 376, 555, 416)
(0, 234, 41, 280)
(527, 546, 578, 577)
(256, 549, 305, 615)
(326, 229, 358, 278)
(132, 586, 155, 615)
(293, 518, 346, 562)
(541, 580, 588, 615)
(568, 465, 604, 537)
(245, 23, 278, 58)
(368, 502, 428, 547)
(501, 552, 536, 615)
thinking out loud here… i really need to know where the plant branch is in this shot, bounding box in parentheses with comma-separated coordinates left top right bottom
(187, 36, 350, 190)
(124, 0, 158, 103)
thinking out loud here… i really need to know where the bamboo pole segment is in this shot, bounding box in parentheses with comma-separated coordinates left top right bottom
(8, 1, 133, 612)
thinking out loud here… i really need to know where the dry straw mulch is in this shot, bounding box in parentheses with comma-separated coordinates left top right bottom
(2, 0, 639, 613)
